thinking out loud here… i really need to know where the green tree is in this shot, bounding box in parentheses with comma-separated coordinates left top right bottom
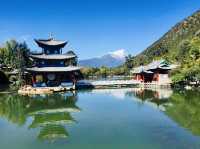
(177, 40, 191, 63)
(0, 40, 31, 86)
(125, 54, 133, 69)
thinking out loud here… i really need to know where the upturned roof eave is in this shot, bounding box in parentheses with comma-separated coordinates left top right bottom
(29, 54, 77, 60)
(25, 66, 81, 73)
(34, 39, 68, 48)
(148, 67, 172, 71)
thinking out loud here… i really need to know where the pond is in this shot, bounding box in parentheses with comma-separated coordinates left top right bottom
(0, 88, 200, 149)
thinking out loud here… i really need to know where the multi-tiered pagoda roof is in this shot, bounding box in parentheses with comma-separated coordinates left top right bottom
(35, 38, 68, 49)
(26, 37, 82, 87)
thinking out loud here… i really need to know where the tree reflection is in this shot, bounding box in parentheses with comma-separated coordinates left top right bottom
(0, 92, 80, 142)
(165, 90, 200, 136)
(126, 88, 200, 136)
(0, 94, 28, 126)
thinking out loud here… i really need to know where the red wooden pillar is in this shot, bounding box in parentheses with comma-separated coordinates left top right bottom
(136, 74, 139, 81)
(32, 75, 36, 85)
(157, 73, 159, 82)
(142, 74, 144, 82)
(156, 73, 159, 82)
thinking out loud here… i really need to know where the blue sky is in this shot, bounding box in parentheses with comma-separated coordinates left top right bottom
(0, 0, 200, 59)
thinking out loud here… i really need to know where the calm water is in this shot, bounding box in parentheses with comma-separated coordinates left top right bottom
(0, 88, 200, 149)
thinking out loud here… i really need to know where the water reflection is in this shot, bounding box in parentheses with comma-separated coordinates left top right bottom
(0, 92, 80, 142)
(91, 88, 200, 137)
(0, 88, 200, 144)
(164, 90, 200, 136)
(83, 88, 200, 136)
(126, 88, 200, 136)
(126, 88, 172, 109)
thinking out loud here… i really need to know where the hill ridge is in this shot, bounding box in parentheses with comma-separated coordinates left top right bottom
(135, 9, 200, 65)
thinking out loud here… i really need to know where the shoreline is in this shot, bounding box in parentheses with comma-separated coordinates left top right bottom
(1, 79, 199, 96)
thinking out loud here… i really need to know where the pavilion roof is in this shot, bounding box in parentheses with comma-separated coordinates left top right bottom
(131, 66, 153, 74)
(131, 59, 172, 74)
(35, 38, 68, 48)
(146, 60, 171, 70)
(30, 53, 76, 60)
(26, 66, 81, 72)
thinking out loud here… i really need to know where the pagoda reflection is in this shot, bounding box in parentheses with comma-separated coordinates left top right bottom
(0, 92, 80, 142)
(38, 125, 69, 141)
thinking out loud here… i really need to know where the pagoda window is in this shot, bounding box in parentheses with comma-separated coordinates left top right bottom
(65, 59, 74, 66)
(35, 61, 39, 66)
(47, 73, 56, 81)
(60, 61, 64, 65)
(35, 75, 43, 83)
(54, 50, 58, 54)
(65, 61, 69, 66)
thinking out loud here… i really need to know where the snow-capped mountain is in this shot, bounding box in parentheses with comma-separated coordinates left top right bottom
(108, 49, 126, 60)
(79, 49, 126, 68)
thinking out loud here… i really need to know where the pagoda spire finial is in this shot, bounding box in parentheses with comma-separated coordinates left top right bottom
(49, 32, 54, 40)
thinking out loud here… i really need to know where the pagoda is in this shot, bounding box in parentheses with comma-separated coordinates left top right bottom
(26, 37, 82, 87)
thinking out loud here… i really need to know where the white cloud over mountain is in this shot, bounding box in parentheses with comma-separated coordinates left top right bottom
(109, 49, 126, 59)
(79, 49, 127, 68)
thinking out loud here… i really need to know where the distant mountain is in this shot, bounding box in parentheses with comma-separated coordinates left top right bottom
(133, 10, 200, 65)
(79, 49, 126, 68)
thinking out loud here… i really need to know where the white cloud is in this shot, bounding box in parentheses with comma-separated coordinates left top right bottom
(108, 49, 127, 59)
